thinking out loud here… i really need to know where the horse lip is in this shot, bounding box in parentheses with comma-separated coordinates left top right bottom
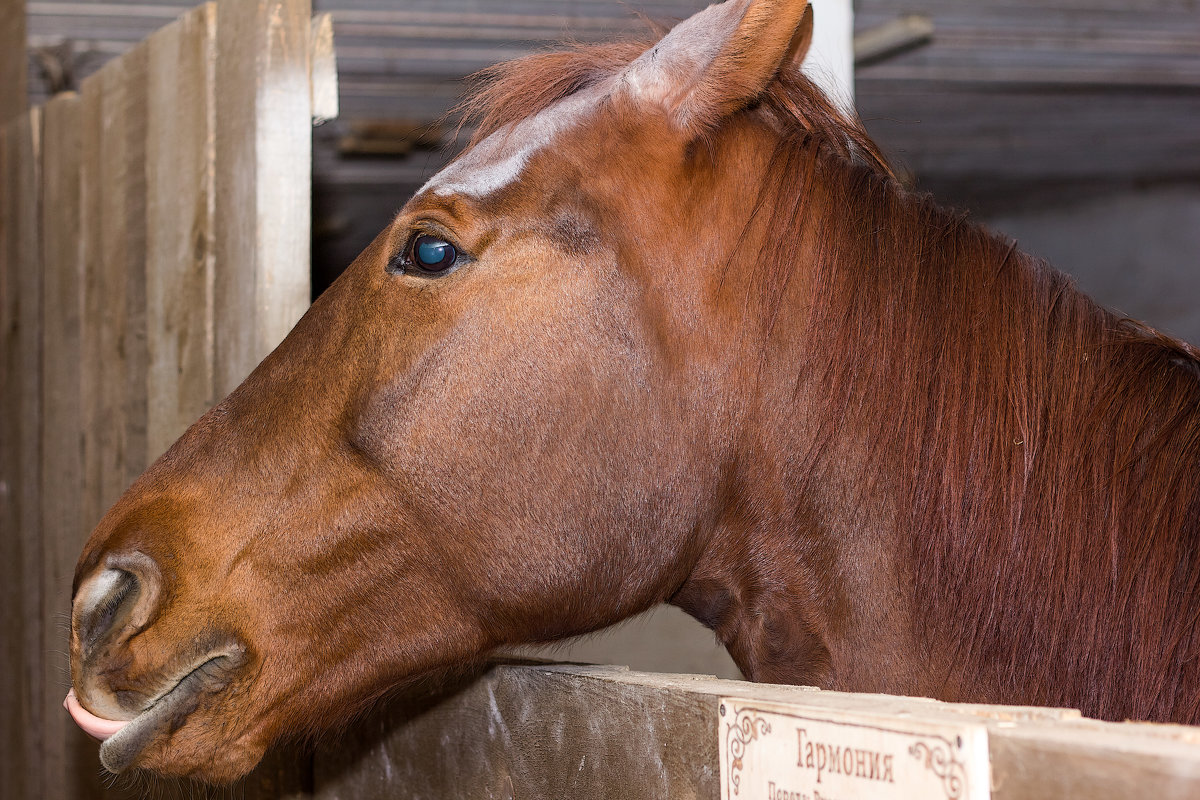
(96, 646, 246, 774)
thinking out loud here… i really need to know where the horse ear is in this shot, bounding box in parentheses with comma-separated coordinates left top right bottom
(787, 3, 816, 69)
(622, 0, 814, 132)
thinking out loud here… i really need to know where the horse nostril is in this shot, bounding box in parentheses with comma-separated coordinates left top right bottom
(74, 553, 163, 656)
(77, 569, 139, 652)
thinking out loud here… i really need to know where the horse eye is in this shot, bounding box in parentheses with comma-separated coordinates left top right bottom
(409, 234, 457, 274)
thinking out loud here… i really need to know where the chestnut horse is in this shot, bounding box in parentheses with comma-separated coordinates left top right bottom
(67, 0, 1200, 783)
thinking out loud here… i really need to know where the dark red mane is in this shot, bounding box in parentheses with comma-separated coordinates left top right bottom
(461, 38, 1200, 722)
(754, 117, 1200, 721)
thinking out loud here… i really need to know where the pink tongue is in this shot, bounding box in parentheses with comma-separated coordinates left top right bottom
(64, 689, 129, 741)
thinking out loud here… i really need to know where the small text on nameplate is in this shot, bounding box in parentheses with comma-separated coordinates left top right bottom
(717, 698, 990, 800)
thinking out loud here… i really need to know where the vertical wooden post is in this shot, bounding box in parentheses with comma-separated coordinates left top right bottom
(0, 117, 19, 800)
(0, 8, 34, 794)
(146, 5, 217, 462)
(99, 42, 151, 514)
(113, 43, 152, 496)
(79, 43, 152, 531)
(78, 69, 104, 534)
(0, 0, 27, 124)
(310, 13, 339, 126)
(15, 107, 43, 800)
(0, 106, 42, 800)
(40, 90, 107, 799)
(214, 0, 313, 400)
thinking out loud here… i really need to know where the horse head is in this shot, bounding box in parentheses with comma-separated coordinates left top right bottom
(67, 0, 844, 782)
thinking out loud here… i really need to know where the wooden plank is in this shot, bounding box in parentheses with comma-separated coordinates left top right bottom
(0, 112, 32, 800)
(39, 90, 107, 800)
(312, 663, 1200, 799)
(11, 107, 43, 800)
(313, 664, 721, 799)
(213, 0, 313, 399)
(78, 41, 150, 531)
(0, 0, 27, 124)
(145, 3, 216, 462)
(78, 69, 104, 533)
(110, 43, 150, 497)
(991, 720, 1200, 800)
(0, 116, 18, 800)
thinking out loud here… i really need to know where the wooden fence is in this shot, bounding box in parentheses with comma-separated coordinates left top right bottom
(0, 1, 335, 796)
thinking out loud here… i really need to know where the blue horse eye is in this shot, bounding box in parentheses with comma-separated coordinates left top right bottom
(412, 235, 457, 273)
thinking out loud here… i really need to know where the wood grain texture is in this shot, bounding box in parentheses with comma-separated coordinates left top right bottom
(111, 43, 151, 497)
(12, 108, 43, 800)
(77, 69, 103, 534)
(310, 663, 1200, 799)
(0, 109, 42, 800)
(990, 720, 1200, 799)
(312, 664, 721, 800)
(146, 3, 216, 461)
(39, 90, 108, 800)
(0, 116, 21, 800)
(214, 0, 313, 399)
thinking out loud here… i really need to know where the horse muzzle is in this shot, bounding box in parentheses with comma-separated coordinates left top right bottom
(68, 552, 250, 774)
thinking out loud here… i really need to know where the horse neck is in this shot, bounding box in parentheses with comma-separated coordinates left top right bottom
(675, 148, 944, 693)
(686, 148, 1200, 719)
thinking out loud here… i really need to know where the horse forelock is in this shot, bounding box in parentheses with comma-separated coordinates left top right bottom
(443, 31, 891, 194)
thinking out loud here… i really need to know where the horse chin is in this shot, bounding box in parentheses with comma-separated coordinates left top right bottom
(91, 646, 249, 777)
(129, 731, 269, 785)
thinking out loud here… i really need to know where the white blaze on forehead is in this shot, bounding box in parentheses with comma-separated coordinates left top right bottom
(421, 83, 609, 199)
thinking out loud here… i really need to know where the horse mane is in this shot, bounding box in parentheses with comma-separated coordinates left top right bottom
(766, 117, 1200, 719)
(754, 100, 1200, 720)
(458, 33, 1200, 722)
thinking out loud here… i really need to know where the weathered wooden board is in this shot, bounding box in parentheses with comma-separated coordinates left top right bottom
(107, 42, 151, 500)
(0, 108, 42, 800)
(989, 720, 1200, 800)
(78, 68, 104, 536)
(77, 43, 151, 544)
(312, 664, 719, 800)
(13, 107, 43, 800)
(310, 663, 1200, 800)
(39, 90, 108, 800)
(0, 116, 20, 800)
(214, 0, 313, 397)
(146, 3, 216, 461)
